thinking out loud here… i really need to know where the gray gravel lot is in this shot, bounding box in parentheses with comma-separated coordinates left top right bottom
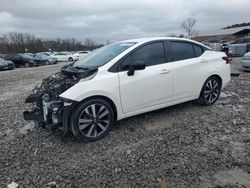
(0, 60, 250, 188)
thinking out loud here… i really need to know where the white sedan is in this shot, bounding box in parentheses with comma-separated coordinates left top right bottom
(72, 51, 90, 61)
(24, 37, 231, 142)
(51, 52, 76, 62)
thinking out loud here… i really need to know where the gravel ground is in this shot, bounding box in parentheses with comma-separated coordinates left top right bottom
(0, 60, 249, 188)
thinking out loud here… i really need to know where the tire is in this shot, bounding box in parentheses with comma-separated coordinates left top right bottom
(70, 98, 115, 142)
(68, 57, 73, 62)
(198, 76, 221, 106)
(24, 62, 30, 68)
(45, 60, 50, 65)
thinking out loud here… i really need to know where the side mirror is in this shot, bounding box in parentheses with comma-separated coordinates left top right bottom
(125, 61, 146, 76)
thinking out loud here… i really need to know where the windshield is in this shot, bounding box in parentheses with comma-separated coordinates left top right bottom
(73, 42, 136, 68)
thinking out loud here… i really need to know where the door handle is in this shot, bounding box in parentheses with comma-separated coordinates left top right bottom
(160, 69, 171, 74)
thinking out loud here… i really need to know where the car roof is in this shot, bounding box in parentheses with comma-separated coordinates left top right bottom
(120, 37, 209, 49)
(121, 37, 193, 43)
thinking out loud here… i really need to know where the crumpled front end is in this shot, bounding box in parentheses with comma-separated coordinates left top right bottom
(23, 64, 98, 130)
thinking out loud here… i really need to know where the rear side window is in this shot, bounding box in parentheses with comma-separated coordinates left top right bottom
(122, 42, 165, 68)
(193, 44, 204, 57)
(170, 42, 195, 61)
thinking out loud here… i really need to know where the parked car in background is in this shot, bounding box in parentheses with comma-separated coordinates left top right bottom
(232, 37, 250, 52)
(51, 52, 76, 62)
(228, 37, 250, 57)
(241, 52, 250, 71)
(202, 40, 229, 54)
(71, 51, 90, 60)
(24, 37, 231, 142)
(0, 58, 15, 70)
(4, 54, 38, 68)
(36, 53, 58, 65)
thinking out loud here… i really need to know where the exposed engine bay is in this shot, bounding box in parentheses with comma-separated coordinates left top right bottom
(23, 64, 97, 130)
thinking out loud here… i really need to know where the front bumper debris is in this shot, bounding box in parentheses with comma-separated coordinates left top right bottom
(23, 93, 64, 125)
(23, 93, 43, 121)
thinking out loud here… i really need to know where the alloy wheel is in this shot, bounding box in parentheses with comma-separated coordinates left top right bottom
(204, 79, 220, 103)
(78, 103, 111, 138)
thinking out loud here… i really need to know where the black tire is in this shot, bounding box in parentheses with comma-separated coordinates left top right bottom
(68, 57, 73, 62)
(198, 76, 221, 106)
(70, 98, 115, 142)
(24, 62, 30, 68)
(45, 60, 50, 65)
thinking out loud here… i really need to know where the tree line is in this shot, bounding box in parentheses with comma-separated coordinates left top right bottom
(0, 32, 104, 54)
(223, 22, 250, 29)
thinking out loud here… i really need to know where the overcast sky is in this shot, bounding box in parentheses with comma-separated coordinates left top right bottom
(0, 0, 249, 43)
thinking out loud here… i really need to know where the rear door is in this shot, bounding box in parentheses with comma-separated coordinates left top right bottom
(169, 41, 210, 101)
(118, 41, 173, 114)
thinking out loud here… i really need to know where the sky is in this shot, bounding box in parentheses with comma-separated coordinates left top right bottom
(0, 0, 250, 43)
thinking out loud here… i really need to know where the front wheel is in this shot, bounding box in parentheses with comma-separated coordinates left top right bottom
(68, 57, 73, 62)
(70, 99, 115, 142)
(198, 76, 221, 106)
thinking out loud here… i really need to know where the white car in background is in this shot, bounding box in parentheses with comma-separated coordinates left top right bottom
(72, 51, 90, 61)
(241, 52, 250, 71)
(52, 51, 90, 62)
(51, 52, 75, 62)
(24, 37, 231, 142)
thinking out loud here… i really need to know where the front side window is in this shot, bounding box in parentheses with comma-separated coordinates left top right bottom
(170, 42, 195, 61)
(121, 42, 165, 69)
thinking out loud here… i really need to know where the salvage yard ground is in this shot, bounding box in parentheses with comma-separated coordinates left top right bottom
(0, 59, 250, 188)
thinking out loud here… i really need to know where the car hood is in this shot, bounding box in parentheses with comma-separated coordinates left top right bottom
(61, 64, 98, 79)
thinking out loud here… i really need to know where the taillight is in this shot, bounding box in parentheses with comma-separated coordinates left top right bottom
(222, 56, 232, 64)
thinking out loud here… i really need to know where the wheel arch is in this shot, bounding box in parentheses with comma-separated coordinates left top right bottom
(79, 95, 118, 121)
(62, 95, 118, 133)
(199, 74, 223, 97)
(207, 74, 222, 88)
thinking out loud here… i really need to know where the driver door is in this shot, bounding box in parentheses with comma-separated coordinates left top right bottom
(118, 42, 173, 114)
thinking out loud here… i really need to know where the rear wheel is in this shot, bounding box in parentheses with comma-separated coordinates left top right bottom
(70, 99, 115, 142)
(68, 57, 73, 62)
(198, 76, 221, 106)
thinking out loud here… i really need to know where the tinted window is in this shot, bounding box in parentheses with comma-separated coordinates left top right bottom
(193, 44, 203, 57)
(122, 42, 165, 68)
(170, 42, 195, 61)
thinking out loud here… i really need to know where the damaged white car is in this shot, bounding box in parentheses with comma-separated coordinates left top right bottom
(23, 37, 231, 142)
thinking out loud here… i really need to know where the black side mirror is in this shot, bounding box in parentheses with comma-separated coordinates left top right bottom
(125, 61, 146, 76)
